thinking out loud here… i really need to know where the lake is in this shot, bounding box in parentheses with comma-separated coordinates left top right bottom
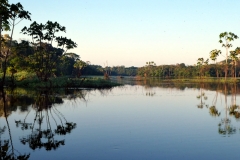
(1, 80, 240, 160)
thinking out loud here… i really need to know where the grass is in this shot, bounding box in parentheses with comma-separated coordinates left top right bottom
(10, 72, 121, 88)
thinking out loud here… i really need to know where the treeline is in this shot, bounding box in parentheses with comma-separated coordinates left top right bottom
(72, 64, 138, 76)
(138, 32, 240, 79)
(82, 65, 138, 76)
(0, 34, 138, 77)
(1, 34, 88, 77)
(1, 33, 137, 77)
(1, 0, 139, 86)
(137, 61, 240, 78)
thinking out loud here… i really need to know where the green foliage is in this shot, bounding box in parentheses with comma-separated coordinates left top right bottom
(73, 60, 88, 78)
(10, 74, 121, 88)
(210, 49, 221, 62)
(20, 21, 77, 82)
(0, 0, 31, 87)
(219, 32, 238, 43)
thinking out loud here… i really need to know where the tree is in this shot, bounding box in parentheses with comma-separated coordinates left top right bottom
(73, 60, 89, 78)
(57, 53, 79, 76)
(21, 21, 77, 82)
(229, 47, 240, 79)
(219, 32, 238, 80)
(210, 49, 221, 78)
(144, 61, 156, 77)
(0, 1, 31, 87)
(197, 58, 208, 79)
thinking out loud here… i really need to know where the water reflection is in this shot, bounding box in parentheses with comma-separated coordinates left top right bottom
(0, 88, 91, 158)
(2, 82, 240, 159)
(201, 83, 240, 136)
(196, 84, 208, 109)
(112, 76, 240, 93)
(0, 89, 30, 159)
(146, 91, 156, 97)
(14, 90, 77, 151)
(116, 79, 240, 137)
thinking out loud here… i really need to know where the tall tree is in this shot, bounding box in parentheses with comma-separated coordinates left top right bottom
(219, 32, 238, 81)
(73, 60, 89, 78)
(210, 49, 221, 78)
(21, 21, 77, 82)
(0, 0, 31, 87)
(230, 47, 240, 79)
(197, 58, 208, 79)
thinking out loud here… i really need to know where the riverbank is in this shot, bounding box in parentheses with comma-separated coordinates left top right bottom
(0, 71, 121, 88)
(14, 76, 121, 88)
(133, 76, 240, 83)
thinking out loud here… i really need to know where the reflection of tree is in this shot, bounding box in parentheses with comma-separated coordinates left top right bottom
(209, 83, 220, 117)
(146, 91, 156, 97)
(144, 87, 156, 97)
(65, 88, 88, 101)
(209, 106, 220, 116)
(0, 90, 30, 159)
(204, 83, 240, 136)
(218, 119, 236, 135)
(98, 88, 112, 97)
(229, 105, 240, 119)
(16, 90, 76, 151)
(206, 83, 240, 136)
(196, 84, 208, 109)
(218, 84, 237, 136)
(218, 83, 236, 135)
(228, 83, 240, 119)
(0, 88, 34, 117)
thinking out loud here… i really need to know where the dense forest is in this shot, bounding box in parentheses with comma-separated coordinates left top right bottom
(1, 33, 138, 77)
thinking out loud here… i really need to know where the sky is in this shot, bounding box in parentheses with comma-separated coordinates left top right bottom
(4, 0, 240, 67)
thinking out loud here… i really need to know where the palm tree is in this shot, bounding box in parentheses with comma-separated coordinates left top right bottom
(73, 60, 88, 78)
(210, 49, 221, 78)
(197, 58, 208, 79)
(229, 50, 238, 79)
(219, 32, 238, 81)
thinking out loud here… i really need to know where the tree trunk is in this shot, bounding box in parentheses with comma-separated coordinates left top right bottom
(0, 17, 2, 87)
(224, 64, 228, 81)
(235, 61, 237, 80)
(1, 19, 15, 87)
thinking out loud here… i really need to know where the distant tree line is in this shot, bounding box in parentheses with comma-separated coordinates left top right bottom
(137, 61, 240, 79)
(138, 32, 240, 80)
(82, 65, 138, 76)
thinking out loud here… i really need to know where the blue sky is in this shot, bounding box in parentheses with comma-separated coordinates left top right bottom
(5, 0, 240, 67)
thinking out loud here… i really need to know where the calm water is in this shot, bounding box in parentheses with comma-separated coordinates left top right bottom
(1, 81, 240, 159)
